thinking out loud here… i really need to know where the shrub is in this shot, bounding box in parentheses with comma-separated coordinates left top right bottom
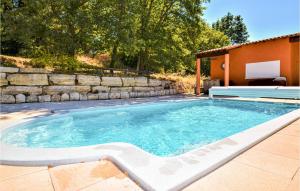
(0, 60, 17, 67)
(29, 55, 90, 73)
(0, 56, 18, 67)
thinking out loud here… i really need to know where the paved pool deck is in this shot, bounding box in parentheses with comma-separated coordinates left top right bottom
(184, 119, 300, 191)
(0, 96, 299, 191)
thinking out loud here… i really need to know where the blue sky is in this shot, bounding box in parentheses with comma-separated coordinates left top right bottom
(204, 0, 300, 41)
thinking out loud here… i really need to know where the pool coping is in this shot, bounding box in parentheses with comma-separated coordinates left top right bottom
(1, 98, 300, 191)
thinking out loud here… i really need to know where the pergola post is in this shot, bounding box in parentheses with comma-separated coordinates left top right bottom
(196, 57, 201, 95)
(224, 53, 230, 86)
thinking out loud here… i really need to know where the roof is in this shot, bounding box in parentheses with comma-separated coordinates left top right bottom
(196, 32, 300, 58)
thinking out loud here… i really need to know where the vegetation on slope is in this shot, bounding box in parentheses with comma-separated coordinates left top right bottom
(1, 0, 231, 74)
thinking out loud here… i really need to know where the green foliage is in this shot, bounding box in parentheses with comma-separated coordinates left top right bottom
(212, 12, 249, 44)
(0, 59, 17, 67)
(2, 0, 233, 74)
(29, 54, 98, 73)
(200, 58, 210, 77)
(1, 0, 95, 56)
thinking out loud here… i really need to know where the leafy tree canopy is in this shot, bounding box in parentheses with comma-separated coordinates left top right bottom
(1, 0, 231, 73)
(212, 12, 249, 44)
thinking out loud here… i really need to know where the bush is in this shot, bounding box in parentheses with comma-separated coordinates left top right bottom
(0, 60, 17, 67)
(29, 54, 98, 73)
(0, 56, 19, 67)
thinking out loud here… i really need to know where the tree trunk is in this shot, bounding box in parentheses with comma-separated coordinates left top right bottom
(136, 52, 141, 72)
(136, 51, 145, 72)
(110, 43, 118, 68)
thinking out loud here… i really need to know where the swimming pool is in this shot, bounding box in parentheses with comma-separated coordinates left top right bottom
(1, 99, 298, 156)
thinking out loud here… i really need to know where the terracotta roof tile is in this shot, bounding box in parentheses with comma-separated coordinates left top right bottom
(196, 32, 300, 57)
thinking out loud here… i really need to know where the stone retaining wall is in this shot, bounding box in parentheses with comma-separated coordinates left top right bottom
(0, 67, 177, 104)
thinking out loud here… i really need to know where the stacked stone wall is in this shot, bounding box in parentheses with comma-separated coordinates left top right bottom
(0, 67, 177, 104)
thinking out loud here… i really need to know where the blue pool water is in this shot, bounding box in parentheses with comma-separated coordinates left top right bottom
(1, 99, 298, 156)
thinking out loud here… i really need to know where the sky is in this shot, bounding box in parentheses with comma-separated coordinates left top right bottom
(203, 0, 300, 41)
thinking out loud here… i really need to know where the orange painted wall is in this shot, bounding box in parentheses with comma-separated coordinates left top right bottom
(210, 55, 225, 81)
(291, 41, 300, 86)
(210, 37, 299, 86)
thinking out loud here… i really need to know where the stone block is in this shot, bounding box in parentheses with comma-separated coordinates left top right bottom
(134, 77, 148, 86)
(164, 89, 170, 95)
(79, 93, 88, 101)
(2, 86, 42, 95)
(69, 92, 80, 101)
(38, 95, 51, 102)
(109, 92, 121, 99)
(26, 95, 38, 103)
(98, 93, 109, 100)
(170, 89, 177, 95)
(148, 79, 162, 86)
(49, 74, 75, 85)
(15, 94, 26, 103)
(0, 95, 15, 103)
(7, 74, 48, 85)
(144, 92, 151, 97)
(120, 92, 130, 99)
(161, 80, 171, 88)
(0, 67, 19, 73)
(92, 86, 110, 93)
(61, 93, 70, 101)
(0, 73, 6, 78)
(129, 92, 137, 98)
(77, 75, 100, 85)
(101, 77, 122, 86)
(87, 93, 99, 100)
(43, 86, 90, 95)
(122, 77, 135, 86)
(20, 68, 50, 73)
(150, 91, 156, 97)
(133, 87, 154, 92)
(0, 73, 8, 86)
(154, 86, 164, 91)
(137, 92, 145, 97)
(51, 94, 61, 102)
(110, 87, 132, 93)
(155, 91, 161, 96)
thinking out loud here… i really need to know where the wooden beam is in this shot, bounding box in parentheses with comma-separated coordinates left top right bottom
(196, 57, 201, 95)
(290, 36, 300, 42)
(196, 49, 229, 58)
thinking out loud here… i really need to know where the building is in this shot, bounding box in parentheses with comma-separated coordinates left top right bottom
(195, 33, 300, 95)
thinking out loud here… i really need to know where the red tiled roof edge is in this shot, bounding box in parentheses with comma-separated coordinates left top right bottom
(196, 32, 300, 56)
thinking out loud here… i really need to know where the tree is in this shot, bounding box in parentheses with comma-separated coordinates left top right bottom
(212, 12, 249, 44)
(130, 0, 215, 72)
(1, 0, 96, 56)
(1, 0, 230, 74)
(90, 0, 138, 68)
(233, 15, 249, 44)
(194, 23, 230, 75)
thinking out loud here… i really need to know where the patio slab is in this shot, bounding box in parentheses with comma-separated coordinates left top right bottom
(0, 165, 47, 181)
(49, 160, 141, 191)
(0, 160, 141, 191)
(0, 170, 54, 191)
(184, 119, 300, 191)
(184, 160, 291, 191)
(234, 149, 299, 179)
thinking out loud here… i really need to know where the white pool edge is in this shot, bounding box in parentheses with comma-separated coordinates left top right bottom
(0, 104, 299, 191)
